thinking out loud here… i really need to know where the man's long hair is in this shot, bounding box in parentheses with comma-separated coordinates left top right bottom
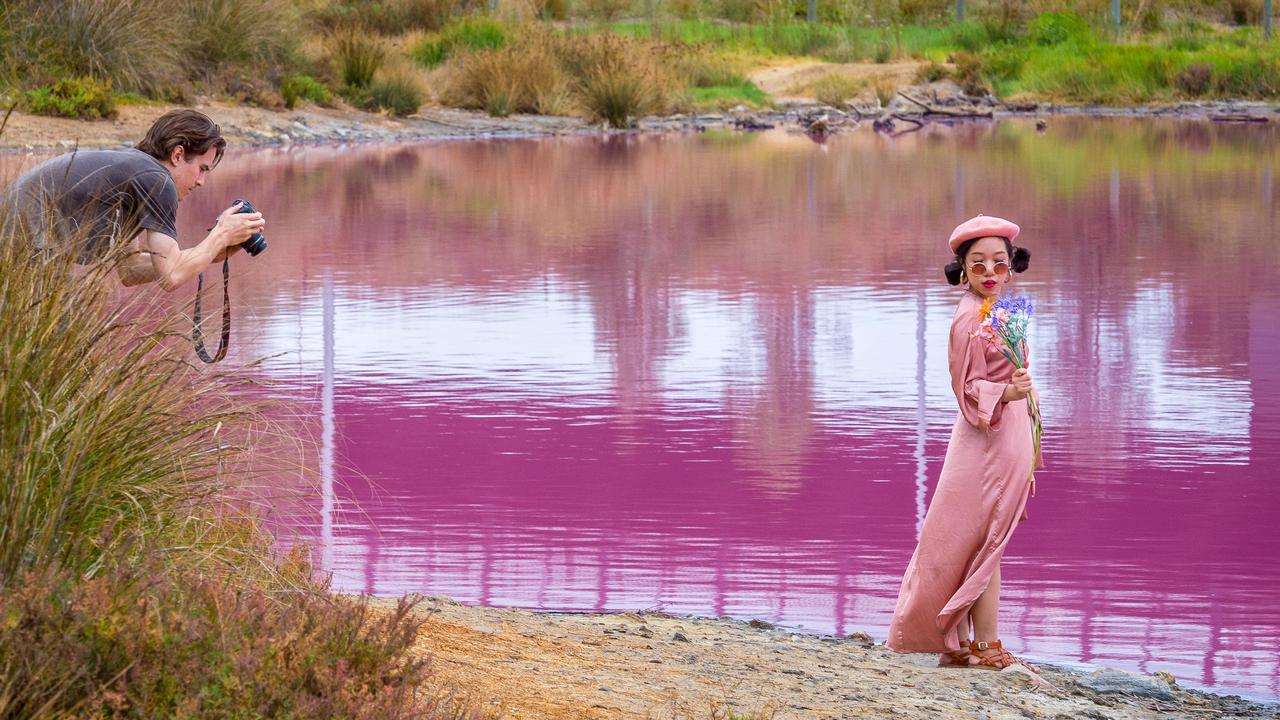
(136, 109, 226, 166)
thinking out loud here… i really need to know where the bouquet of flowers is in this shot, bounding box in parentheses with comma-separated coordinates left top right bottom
(974, 294, 1042, 483)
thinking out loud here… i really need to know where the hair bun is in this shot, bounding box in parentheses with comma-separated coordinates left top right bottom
(1011, 246, 1031, 273)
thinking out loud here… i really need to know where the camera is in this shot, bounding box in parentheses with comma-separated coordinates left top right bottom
(231, 198, 267, 256)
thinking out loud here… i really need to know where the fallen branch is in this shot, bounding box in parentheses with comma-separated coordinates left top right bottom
(896, 91, 994, 118)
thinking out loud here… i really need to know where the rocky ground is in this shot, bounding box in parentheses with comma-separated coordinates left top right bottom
(376, 596, 1279, 720)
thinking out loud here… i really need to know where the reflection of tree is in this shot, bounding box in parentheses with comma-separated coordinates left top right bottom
(158, 121, 1280, 493)
(727, 286, 816, 497)
(582, 197, 681, 426)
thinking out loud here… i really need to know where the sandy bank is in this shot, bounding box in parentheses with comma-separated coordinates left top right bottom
(369, 596, 1278, 720)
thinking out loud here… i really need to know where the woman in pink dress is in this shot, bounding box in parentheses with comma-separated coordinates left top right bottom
(886, 214, 1040, 671)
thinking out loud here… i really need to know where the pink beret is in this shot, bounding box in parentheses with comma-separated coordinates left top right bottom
(948, 214, 1020, 253)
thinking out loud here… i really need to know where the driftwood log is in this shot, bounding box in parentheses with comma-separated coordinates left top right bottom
(896, 91, 994, 118)
(1209, 113, 1269, 123)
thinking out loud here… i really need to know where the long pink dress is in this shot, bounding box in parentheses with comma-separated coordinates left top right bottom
(886, 290, 1040, 654)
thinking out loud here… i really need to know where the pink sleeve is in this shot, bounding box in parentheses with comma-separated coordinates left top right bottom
(949, 314, 1006, 431)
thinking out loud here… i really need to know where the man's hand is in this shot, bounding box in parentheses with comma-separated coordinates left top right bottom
(1002, 368, 1034, 402)
(211, 201, 265, 250)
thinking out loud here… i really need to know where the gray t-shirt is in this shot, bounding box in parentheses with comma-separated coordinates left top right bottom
(5, 148, 179, 262)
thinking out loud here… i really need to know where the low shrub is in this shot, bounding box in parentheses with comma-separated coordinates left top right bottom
(810, 74, 863, 107)
(0, 559, 446, 719)
(914, 61, 951, 83)
(308, 0, 464, 34)
(873, 78, 898, 106)
(1226, 0, 1263, 24)
(952, 51, 989, 95)
(367, 73, 425, 115)
(580, 0, 633, 20)
(535, 0, 570, 19)
(898, 0, 951, 24)
(1174, 61, 1213, 96)
(23, 76, 116, 119)
(665, 0, 702, 19)
(282, 74, 333, 108)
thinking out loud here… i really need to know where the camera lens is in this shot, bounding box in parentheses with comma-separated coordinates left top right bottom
(230, 198, 267, 256)
(242, 233, 267, 256)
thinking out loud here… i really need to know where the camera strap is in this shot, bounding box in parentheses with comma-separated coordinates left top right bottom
(193, 258, 231, 364)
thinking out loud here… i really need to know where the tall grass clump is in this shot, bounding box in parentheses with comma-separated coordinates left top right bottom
(179, 0, 300, 74)
(308, 0, 466, 34)
(568, 34, 673, 127)
(368, 71, 426, 115)
(444, 30, 571, 116)
(0, 0, 178, 92)
(333, 28, 388, 88)
(0, 238, 265, 578)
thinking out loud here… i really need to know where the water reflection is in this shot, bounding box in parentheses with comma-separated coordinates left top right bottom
(3, 118, 1276, 700)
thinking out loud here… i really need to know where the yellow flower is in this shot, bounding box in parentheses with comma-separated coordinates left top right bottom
(978, 296, 996, 321)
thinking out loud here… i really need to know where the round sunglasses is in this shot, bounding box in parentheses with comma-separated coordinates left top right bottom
(968, 259, 1010, 276)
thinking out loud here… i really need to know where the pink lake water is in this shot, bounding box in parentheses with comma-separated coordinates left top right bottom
(7, 117, 1278, 701)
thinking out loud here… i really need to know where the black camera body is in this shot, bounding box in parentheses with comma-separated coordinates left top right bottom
(232, 198, 267, 256)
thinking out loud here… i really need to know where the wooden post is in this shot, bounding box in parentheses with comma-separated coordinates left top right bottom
(489, 0, 497, 13)
(1266, 0, 1273, 40)
(1113, 0, 1121, 33)
(956, 0, 965, 23)
(808, 0, 817, 23)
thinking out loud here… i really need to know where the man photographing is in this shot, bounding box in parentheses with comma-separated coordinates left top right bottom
(7, 109, 265, 291)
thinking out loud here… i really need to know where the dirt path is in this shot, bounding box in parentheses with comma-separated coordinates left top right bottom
(377, 596, 1276, 720)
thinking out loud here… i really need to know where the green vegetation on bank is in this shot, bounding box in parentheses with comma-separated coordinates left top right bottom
(1, 0, 1276, 125)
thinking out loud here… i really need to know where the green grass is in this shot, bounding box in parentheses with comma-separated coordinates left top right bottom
(688, 80, 770, 109)
(410, 16, 508, 68)
(987, 34, 1280, 103)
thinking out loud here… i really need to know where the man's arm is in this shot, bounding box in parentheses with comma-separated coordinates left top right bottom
(117, 204, 263, 291)
(118, 228, 225, 291)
